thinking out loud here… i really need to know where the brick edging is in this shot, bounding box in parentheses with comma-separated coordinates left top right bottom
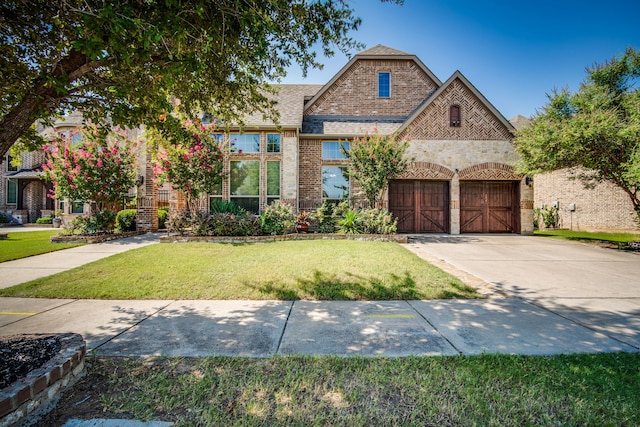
(0, 333, 86, 427)
(51, 230, 147, 244)
(159, 233, 408, 244)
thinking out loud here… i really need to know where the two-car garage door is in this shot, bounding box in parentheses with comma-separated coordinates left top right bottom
(389, 180, 519, 233)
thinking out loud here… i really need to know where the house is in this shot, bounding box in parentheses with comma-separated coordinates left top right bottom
(4, 45, 533, 234)
(159, 45, 531, 234)
(510, 115, 638, 232)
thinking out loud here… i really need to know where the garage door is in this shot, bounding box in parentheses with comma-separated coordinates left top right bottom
(460, 181, 519, 233)
(389, 180, 449, 233)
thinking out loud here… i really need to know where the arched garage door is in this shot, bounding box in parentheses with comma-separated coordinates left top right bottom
(389, 180, 449, 233)
(460, 181, 519, 233)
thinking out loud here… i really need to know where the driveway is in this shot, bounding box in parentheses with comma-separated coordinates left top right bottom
(405, 234, 640, 350)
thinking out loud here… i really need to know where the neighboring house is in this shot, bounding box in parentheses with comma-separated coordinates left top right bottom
(183, 44, 532, 234)
(3, 44, 533, 234)
(510, 115, 638, 232)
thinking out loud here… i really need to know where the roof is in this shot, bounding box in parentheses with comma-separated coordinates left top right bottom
(357, 44, 411, 56)
(3, 167, 44, 179)
(509, 114, 532, 130)
(302, 116, 404, 135)
(243, 84, 323, 128)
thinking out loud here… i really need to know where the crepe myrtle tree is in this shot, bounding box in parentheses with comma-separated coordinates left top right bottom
(42, 123, 138, 214)
(0, 0, 403, 159)
(514, 48, 640, 220)
(151, 117, 227, 212)
(342, 129, 412, 207)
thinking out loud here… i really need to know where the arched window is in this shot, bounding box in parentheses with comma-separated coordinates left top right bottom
(449, 105, 461, 127)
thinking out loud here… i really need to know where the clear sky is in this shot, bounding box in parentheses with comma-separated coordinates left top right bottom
(281, 0, 640, 120)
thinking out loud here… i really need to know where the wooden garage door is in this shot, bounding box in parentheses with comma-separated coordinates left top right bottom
(389, 180, 449, 233)
(460, 181, 519, 233)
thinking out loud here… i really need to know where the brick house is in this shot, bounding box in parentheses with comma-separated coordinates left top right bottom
(178, 45, 531, 234)
(510, 115, 638, 232)
(3, 45, 533, 234)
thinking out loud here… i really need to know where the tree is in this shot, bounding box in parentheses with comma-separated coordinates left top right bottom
(514, 48, 640, 220)
(43, 123, 138, 213)
(0, 0, 402, 158)
(343, 130, 412, 207)
(151, 118, 227, 212)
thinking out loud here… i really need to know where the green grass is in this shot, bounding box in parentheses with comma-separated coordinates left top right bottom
(87, 353, 640, 426)
(534, 229, 640, 245)
(0, 230, 84, 263)
(0, 240, 478, 300)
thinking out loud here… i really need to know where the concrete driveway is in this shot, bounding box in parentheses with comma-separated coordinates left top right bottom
(405, 234, 640, 350)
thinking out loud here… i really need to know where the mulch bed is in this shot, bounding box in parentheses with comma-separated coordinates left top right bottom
(0, 334, 61, 389)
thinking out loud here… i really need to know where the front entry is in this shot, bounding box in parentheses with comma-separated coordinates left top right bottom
(389, 180, 449, 233)
(460, 181, 519, 233)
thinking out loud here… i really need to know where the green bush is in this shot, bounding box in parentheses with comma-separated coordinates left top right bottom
(116, 209, 137, 232)
(0, 212, 8, 223)
(338, 210, 363, 234)
(260, 201, 295, 235)
(36, 217, 53, 224)
(359, 208, 397, 234)
(158, 208, 168, 229)
(65, 210, 117, 235)
(168, 210, 192, 235)
(210, 199, 247, 215)
(209, 213, 262, 236)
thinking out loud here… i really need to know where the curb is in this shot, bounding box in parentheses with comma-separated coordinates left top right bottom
(0, 333, 86, 427)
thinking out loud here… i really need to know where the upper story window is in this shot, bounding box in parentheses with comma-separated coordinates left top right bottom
(450, 105, 461, 127)
(230, 133, 260, 153)
(6, 155, 17, 172)
(378, 72, 391, 98)
(211, 133, 224, 143)
(322, 141, 349, 159)
(267, 134, 281, 153)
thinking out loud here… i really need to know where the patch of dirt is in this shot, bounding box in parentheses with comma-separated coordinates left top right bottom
(0, 334, 61, 389)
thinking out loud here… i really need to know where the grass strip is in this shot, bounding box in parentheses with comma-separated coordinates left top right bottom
(534, 229, 640, 244)
(0, 240, 478, 300)
(0, 230, 83, 263)
(86, 353, 640, 426)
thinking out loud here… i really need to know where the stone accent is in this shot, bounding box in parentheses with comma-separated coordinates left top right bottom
(305, 59, 438, 117)
(0, 333, 86, 427)
(458, 162, 521, 180)
(534, 168, 637, 231)
(397, 162, 455, 180)
(403, 78, 513, 141)
(160, 233, 408, 244)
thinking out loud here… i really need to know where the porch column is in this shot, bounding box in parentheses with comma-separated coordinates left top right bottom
(450, 174, 460, 234)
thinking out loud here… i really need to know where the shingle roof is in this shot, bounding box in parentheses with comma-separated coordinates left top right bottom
(243, 84, 323, 128)
(302, 116, 405, 135)
(357, 44, 411, 56)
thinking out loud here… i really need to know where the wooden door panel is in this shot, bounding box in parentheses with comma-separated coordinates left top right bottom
(389, 180, 449, 233)
(461, 181, 518, 233)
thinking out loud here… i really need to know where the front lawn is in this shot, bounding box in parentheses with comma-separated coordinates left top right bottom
(0, 230, 84, 263)
(0, 240, 478, 300)
(42, 353, 640, 426)
(535, 229, 640, 248)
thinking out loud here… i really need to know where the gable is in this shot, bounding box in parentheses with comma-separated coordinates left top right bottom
(401, 73, 514, 141)
(304, 58, 439, 118)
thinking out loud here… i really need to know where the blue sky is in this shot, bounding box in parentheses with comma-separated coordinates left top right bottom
(282, 0, 640, 120)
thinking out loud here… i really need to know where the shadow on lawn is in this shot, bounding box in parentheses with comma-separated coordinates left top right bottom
(252, 269, 475, 300)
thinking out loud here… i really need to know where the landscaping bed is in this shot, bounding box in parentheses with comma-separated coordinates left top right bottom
(50, 230, 146, 244)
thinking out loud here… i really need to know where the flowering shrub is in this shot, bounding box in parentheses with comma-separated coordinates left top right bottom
(343, 129, 411, 207)
(260, 201, 295, 235)
(153, 119, 227, 211)
(359, 208, 397, 234)
(63, 210, 117, 235)
(43, 123, 138, 214)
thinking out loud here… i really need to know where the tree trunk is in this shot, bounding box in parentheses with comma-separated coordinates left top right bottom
(0, 49, 92, 157)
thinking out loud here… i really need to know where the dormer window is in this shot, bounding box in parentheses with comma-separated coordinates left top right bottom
(378, 72, 390, 98)
(449, 105, 461, 127)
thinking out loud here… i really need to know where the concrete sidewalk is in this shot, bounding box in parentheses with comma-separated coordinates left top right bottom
(0, 232, 161, 289)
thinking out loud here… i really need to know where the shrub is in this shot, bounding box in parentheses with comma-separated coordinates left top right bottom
(168, 210, 192, 235)
(158, 208, 168, 229)
(314, 200, 350, 233)
(541, 206, 558, 229)
(207, 213, 261, 236)
(190, 210, 213, 236)
(36, 217, 53, 224)
(359, 208, 397, 234)
(338, 210, 363, 234)
(116, 209, 137, 232)
(0, 212, 8, 223)
(260, 201, 295, 235)
(210, 199, 247, 215)
(64, 210, 117, 235)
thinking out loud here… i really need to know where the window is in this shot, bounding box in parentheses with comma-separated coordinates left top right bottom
(450, 105, 461, 127)
(322, 141, 349, 160)
(322, 166, 349, 200)
(71, 201, 84, 214)
(230, 161, 260, 213)
(266, 161, 280, 205)
(267, 134, 281, 153)
(6, 155, 18, 172)
(230, 134, 260, 153)
(208, 180, 223, 211)
(211, 133, 224, 143)
(6, 179, 17, 204)
(378, 72, 391, 98)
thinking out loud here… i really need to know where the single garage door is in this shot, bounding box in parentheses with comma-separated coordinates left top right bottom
(389, 180, 449, 233)
(460, 181, 519, 233)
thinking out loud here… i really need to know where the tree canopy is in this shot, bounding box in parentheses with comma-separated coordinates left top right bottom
(0, 0, 402, 158)
(514, 47, 640, 219)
